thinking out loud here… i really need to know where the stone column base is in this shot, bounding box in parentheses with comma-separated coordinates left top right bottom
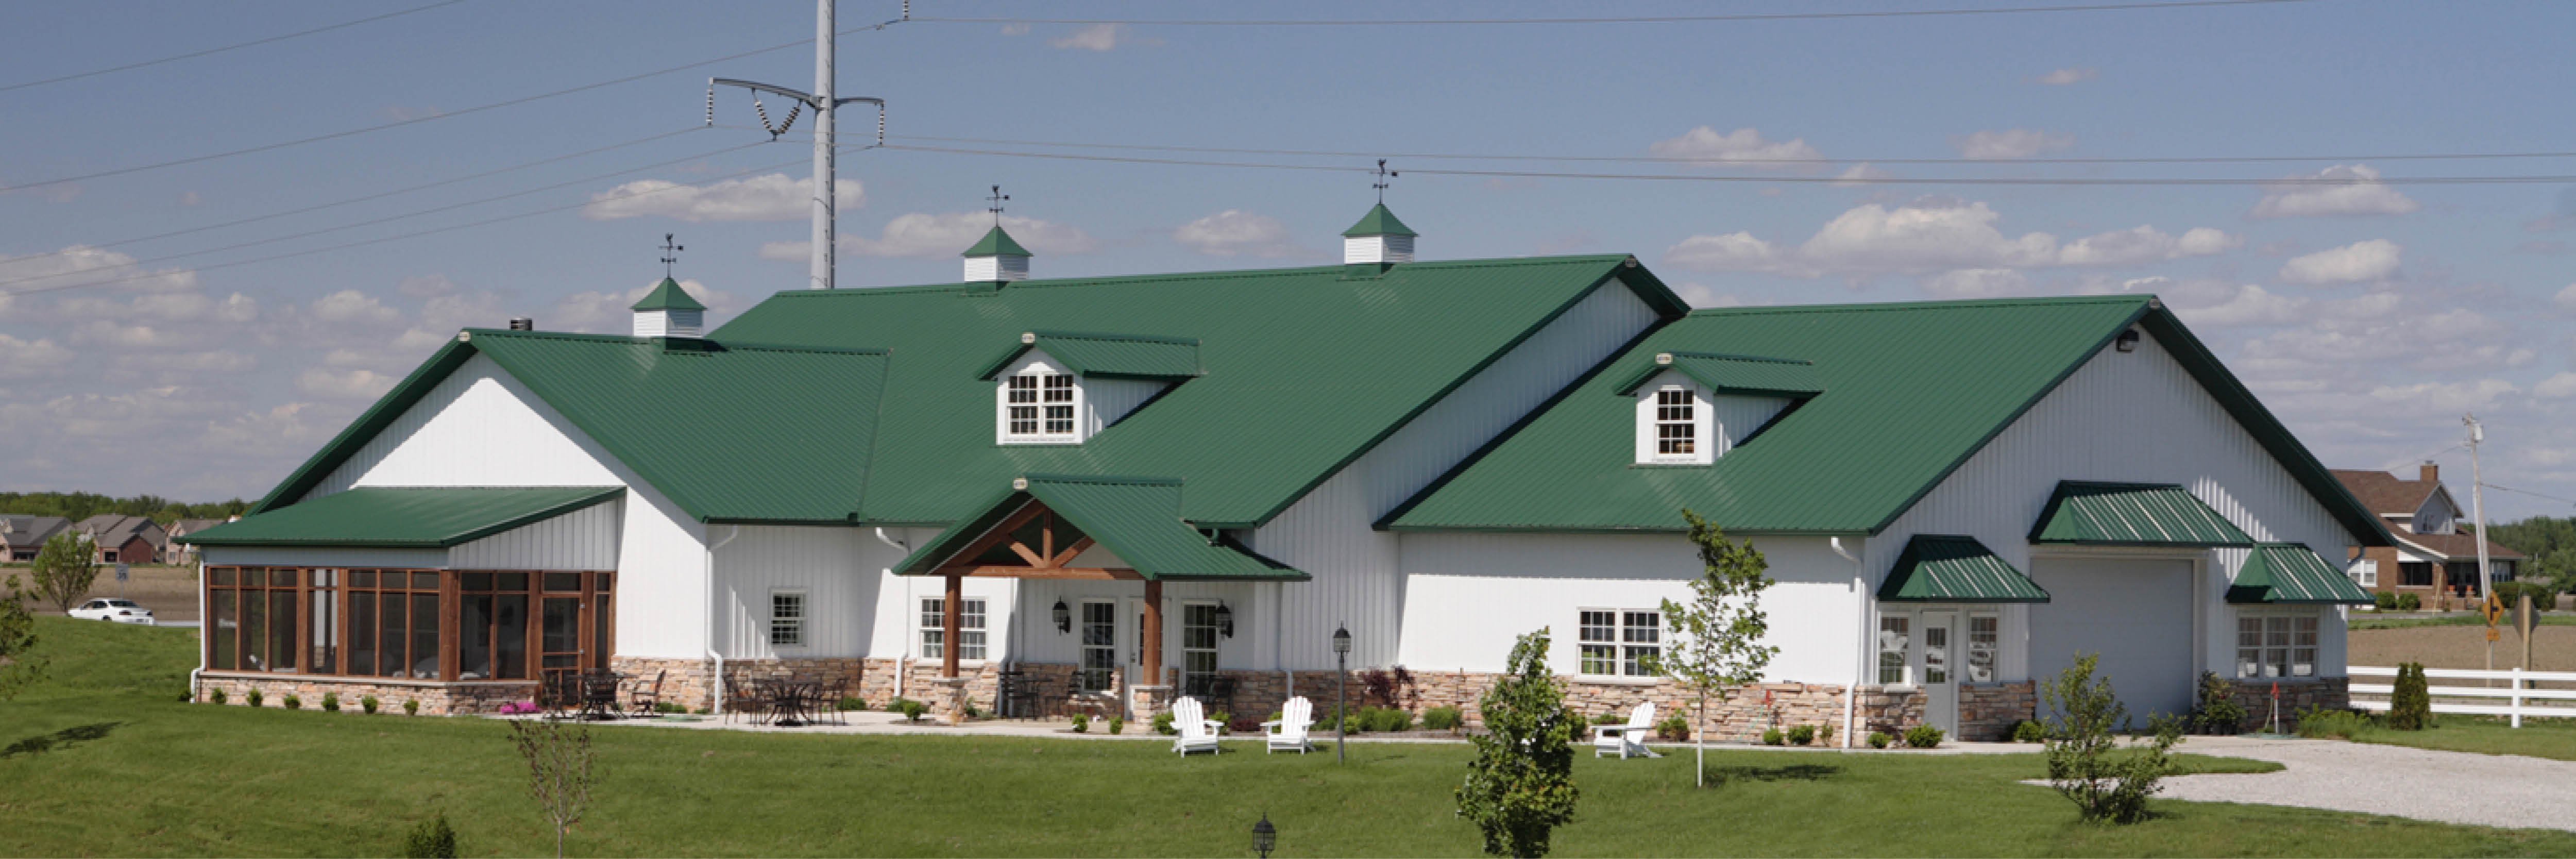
(925, 677, 970, 725)
(1130, 684, 1174, 719)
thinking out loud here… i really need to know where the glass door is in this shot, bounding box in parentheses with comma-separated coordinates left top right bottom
(1919, 611, 1958, 735)
(1076, 600, 1116, 692)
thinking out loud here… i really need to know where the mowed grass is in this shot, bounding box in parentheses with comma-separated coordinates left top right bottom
(7, 619, 2576, 857)
(2335, 714, 2576, 762)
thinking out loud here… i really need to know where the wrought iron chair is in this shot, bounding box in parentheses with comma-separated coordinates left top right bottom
(628, 669, 667, 715)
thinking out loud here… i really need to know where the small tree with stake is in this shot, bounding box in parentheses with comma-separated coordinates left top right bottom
(1656, 509, 1779, 787)
(28, 532, 99, 613)
(1457, 629, 1581, 859)
(508, 719, 599, 858)
(0, 575, 45, 700)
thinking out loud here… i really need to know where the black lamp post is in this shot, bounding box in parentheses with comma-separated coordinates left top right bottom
(1251, 812, 1276, 858)
(1332, 625, 1352, 764)
(1052, 599, 1070, 634)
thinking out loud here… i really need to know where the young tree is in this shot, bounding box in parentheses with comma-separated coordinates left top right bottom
(2042, 653, 2182, 824)
(509, 719, 600, 858)
(28, 532, 98, 613)
(1457, 629, 1581, 859)
(1657, 509, 1780, 787)
(0, 576, 45, 700)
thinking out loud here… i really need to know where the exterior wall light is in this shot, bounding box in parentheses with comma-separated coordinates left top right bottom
(1052, 599, 1071, 634)
(2115, 329, 2141, 352)
(1215, 601, 1234, 638)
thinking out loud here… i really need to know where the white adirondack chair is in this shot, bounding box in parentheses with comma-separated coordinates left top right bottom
(1171, 696, 1223, 755)
(1592, 701, 1661, 759)
(1264, 696, 1317, 754)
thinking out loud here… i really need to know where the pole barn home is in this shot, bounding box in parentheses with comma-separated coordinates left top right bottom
(181, 204, 2387, 742)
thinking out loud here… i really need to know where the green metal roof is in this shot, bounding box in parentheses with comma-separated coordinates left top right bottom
(184, 486, 621, 548)
(248, 331, 888, 525)
(895, 476, 1306, 581)
(1341, 204, 1418, 238)
(1387, 297, 2394, 547)
(2029, 481, 2256, 547)
(974, 330, 1203, 381)
(962, 225, 1032, 258)
(629, 277, 707, 312)
(1610, 351, 1823, 397)
(2227, 543, 2374, 604)
(1877, 534, 2050, 602)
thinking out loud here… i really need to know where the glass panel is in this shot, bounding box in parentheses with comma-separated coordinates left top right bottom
(545, 572, 580, 592)
(350, 592, 378, 678)
(210, 567, 235, 586)
(495, 594, 529, 680)
(312, 568, 336, 587)
(1078, 601, 1116, 692)
(410, 594, 440, 679)
(592, 592, 613, 670)
(497, 572, 528, 593)
(596, 572, 613, 592)
(350, 569, 376, 587)
(1580, 645, 1616, 676)
(310, 587, 338, 675)
(2238, 647, 2261, 679)
(459, 595, 494, 680)
(773, 593, 807, 648)
(270, 568, 297, 587)
(379, 593, 406, 677)
(543, 598, 581, 654)
(241, 587, 268, 671)
(1876, 616, 1909, 685)
(462, 572, 493, 592)
(243, 567, 265, 588)
(270, 591, 299, 672)
(1579, 611, 1614, 645)
(1967, 616, 1998, 683)
(411, 571, 439, 591)
(210, 589, 238, 670)
(961, 600, 987, 661)
(1922, 623, 1950, 685)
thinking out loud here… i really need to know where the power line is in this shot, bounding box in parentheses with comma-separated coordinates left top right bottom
(0, 138, 778, 291)
(879, 143, 2576, 187)
(0, 0, 471, 94)
(2483, 482, 2576, 509)
(911, 0, 2321, 27)
(5, 127, 707, 263)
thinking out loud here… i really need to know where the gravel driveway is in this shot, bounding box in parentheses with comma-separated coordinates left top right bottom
(2162, 736, 2576, 832)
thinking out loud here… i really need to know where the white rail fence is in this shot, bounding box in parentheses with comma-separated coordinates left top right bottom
(2349, 665, 2576, 728)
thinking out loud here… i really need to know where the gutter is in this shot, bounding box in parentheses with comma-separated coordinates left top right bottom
(706, 525, 742, 715)
(189, 557, 207, 703)
(1833, 536, 1864, 749)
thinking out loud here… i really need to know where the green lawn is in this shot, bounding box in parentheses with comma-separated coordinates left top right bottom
(6, 619, 2576, 857)
(2330, 714, 2576, 762)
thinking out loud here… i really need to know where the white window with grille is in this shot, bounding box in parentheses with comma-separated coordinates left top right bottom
(2350, 558, 2378, 587)
(996, 353, 1083, 445)
(768, 591, 806, 648)
(1578, 609, 1662, 678)
(1876, 614, 1911, 685)
(2234, 610, 2318, 679)
(1633, 375, 1716, 465)
(920, 597, 988, 662)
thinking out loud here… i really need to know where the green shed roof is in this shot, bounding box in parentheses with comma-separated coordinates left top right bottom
(1611, 351, 1823, 397)
(185, 486, 621, 548)
(2029, 481, 2255, 547)
(975, 330, 1203, 381)
(963, 225, 1032, 258)
(896, 476, 1306, 581)
(1341, 203, 1418, 238)
(1877, 534, 2050, 602)
(629, 277, 706, 312)
(2227, 543, 2374, 604)
(1387, 296, 2393, 547)
(248, 331, 888, 525)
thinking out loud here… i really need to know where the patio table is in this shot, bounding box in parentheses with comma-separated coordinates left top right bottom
(768, 681, 820, 727)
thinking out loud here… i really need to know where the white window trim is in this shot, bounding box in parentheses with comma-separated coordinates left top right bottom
(2349, 558, 2379, 587)
(1076, 598, 1117, 692)
(918, 596, 990, 663)
(1179, 600, 1223, 686)
(1573, 607, 1664, 681)
(1634, 378, 1715, 466)
(768, 588, 808, 650)
(996, 353, 1087, 446)
(1875, 607, 2002, 689)
(2233, 607, 2322, 680)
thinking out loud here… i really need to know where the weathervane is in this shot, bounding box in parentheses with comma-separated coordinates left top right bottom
(659, 233, 684, 279)
(987, 184, 1010, 226)
(1372, 159, 1398, 204)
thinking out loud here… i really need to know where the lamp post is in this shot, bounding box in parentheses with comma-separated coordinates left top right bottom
(1251, 812, 1276, 858)
(1332, 625, 1352, 764)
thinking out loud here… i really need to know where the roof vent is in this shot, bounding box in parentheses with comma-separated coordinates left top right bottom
(963, 225, 1031, 283)
(508, 317, 534, 331)
(1342, 203, 1417, 270)
(630, 277, 706, 338)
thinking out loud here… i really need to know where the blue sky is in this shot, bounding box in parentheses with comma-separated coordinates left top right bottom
(3, 1, 2574, 521)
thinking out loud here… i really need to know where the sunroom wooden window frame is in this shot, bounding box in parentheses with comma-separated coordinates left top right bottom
(202, 566, 613, 684)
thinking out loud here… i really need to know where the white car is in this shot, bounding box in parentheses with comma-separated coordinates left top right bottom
(69, 598, 155, 625)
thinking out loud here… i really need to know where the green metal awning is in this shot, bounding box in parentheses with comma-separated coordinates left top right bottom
(2028, 481, 2255, 547)
(975, 331, 1203, 381)
(1878, 534, 2051, 602)
(179, 486, 623, 549)
(2227, 543, 2373, 604)
(1612, 351, 1823, 398)
(897, 475, 1306, 582)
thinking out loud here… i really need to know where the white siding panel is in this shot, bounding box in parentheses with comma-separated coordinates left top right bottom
(713, 526, 897, 659)
(1087, 377, 1167, 433)
(308, 354, 622, 496)
(448, 498, 623, 570)
(1868, 329, 2353, 681)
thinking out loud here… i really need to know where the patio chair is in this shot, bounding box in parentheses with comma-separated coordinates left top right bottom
(629, 669, 667, 715)
(724, 680, 770, 725)
(1592, 702, 1660, 759)
(819, 678, 850, 726)
(1170, 696, 1223, 755)
(1263, 696, 1317, 754)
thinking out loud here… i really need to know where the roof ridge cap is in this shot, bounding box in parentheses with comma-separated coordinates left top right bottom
(1687, 295, 2147, 316)
(754, 254, 1631, 299)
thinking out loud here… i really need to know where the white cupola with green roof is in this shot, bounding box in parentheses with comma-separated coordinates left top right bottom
(630, 277, 706, 338)
(1342, 203, 1417, 267)
(962, 225, 1032, 283)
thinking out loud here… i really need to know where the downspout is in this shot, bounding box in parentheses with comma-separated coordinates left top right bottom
(189, 557, 206, 703)
(706, 525, 742, 715)
(1833, 536, 1864, 749)
(874, 527, 910, 700)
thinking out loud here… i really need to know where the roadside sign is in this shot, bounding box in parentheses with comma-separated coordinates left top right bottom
(2485, 594, 2504, 625)
(114, 563, 129, 583)
(2487, 627, 2501, 642)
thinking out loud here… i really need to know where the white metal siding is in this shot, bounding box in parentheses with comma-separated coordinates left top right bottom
(307, 354, 623, 497)
(2028, 556, 2197, 718)
(448, 498, 623, 570)
(713, 526, 897, 659)
(1343, 235, 1414, 265)
(1087, 376, 1167, 433)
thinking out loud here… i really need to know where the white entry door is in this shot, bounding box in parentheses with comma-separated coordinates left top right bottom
(1919, 611, 1959, 735)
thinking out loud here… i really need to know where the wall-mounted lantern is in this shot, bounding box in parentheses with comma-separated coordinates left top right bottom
(1052, 599, 1071, 634)
(1215, 601, 1234, 638)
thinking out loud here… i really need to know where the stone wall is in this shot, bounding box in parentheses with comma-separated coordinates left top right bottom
(196, 673, 537, 716)
(2223, 676, 2348, 732)
(1957, 681, 2035, 741)
(1854, 686, 1926, 739)
(609, 656, 716, 712)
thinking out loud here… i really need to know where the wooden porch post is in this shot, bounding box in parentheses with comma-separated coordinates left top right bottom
(1141, 579, 1164, 686)
(942, 572, 964, 678)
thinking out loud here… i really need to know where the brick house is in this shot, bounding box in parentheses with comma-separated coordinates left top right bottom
(1, 515, 72, 562)
(2331, 464, 2522, 600)
(75, 515, 167, 565)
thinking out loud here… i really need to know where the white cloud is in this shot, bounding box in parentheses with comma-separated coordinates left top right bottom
(767, 213, 1096, 260)
(2036, 67, 2098, 85)
(2169, 283, 2307, 327)
(0, 246, 197, 294)
(1922, 268, 2030, 299)
(2554, 283, 2576, 311)
(1954, 129, 2075, 160)
(547, 278, 738, 335)
(1831, 163, 1892, 186)
(1050, 23, 1156, 50)
(1671, 283, 1748, 308)
(2278, 239, 2401, 285)
(0, 334, 72, 378)
(296, 368, 397, 400)
(2056, 225, 2241, 266)
(1648, 127, 1824, 169)
(583, 174, 862, 222)
(1667, 198, 2232, 277)
(2535, 373, 2576, 399)
(2251, 164, 2419, 218)
(309, 290, 403, 326)
(1173, 210, 1307, 258)
(2366, 379, 2519, 413)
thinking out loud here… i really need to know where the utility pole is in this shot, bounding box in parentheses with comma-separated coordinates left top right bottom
(709, 0, 886, 291)
(2466, 413, 2496, 673)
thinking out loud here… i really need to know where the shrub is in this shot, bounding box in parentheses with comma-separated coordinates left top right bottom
(2373, 592, 2398, 611)
(210, 687, 227, 705)
(961, 701, 981, 719)
(1655, 714, 1690, 742)
(1760, 728, 1785, 746)
(399, 811, 459, 858)
(403, 699, 419, 716)
(1152, 711, 1177, 735)
(2042, 652, 2181, 824)
(2495, 581, 2555, 613)
(1070, 714, 1090, 733)
(1424, 705, 1465, 732)
(1903, 724, 1944, 749)
(282, 694, 302, 710)
(246, 688, 265, 707)
(321, 692, 341, 713)
(1365, 706, 1414, 733)
(2012, 719, 2047, 743)
(1866, 731, 1890, 749)
(2191, 671, 2247, 735)
(1818, 721, 1834, 745)
(2295, 706, 2374, 740)
(895, 698, 928, 723)
(2388, 662, 2433, 731)
(1591, 712, 1626, 726)
(1108, 716, 1125, 735)
(361, 694, 378, 714)
(2396, 593, 2421, 611)
(655, 701, 687, 714)
(1787, 725, 1816, 746)
(836, 696, 868, 711)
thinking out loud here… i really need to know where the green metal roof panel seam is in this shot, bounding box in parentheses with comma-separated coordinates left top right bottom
(184, 486, 623, 548)
(2028, 481, 2257, 547)
(1876, 534, 2052, 603)
(2227, 543, 2374, 604)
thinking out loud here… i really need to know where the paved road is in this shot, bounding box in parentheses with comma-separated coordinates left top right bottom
(2165, 736, 2576, 832)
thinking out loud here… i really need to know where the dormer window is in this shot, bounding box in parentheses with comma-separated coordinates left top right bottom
(999, 359, 1083, 444)
(1614, 351, 1822, 466)
(1655, 389, 1697, 457)
(981, 330, 1206, 446)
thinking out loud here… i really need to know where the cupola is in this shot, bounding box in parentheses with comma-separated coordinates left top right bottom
(963, 225, 1032, 283)
(1342, 203, 1416, 272)
(630, 277, 707, 338)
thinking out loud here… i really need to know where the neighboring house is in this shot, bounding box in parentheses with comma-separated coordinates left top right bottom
(163, 518, 230, 565)
(2331, 465, 2523, 600)
(1, 515, 72, 562)
(180, 204, 2386, 739)
(75, 515, 167, 565)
